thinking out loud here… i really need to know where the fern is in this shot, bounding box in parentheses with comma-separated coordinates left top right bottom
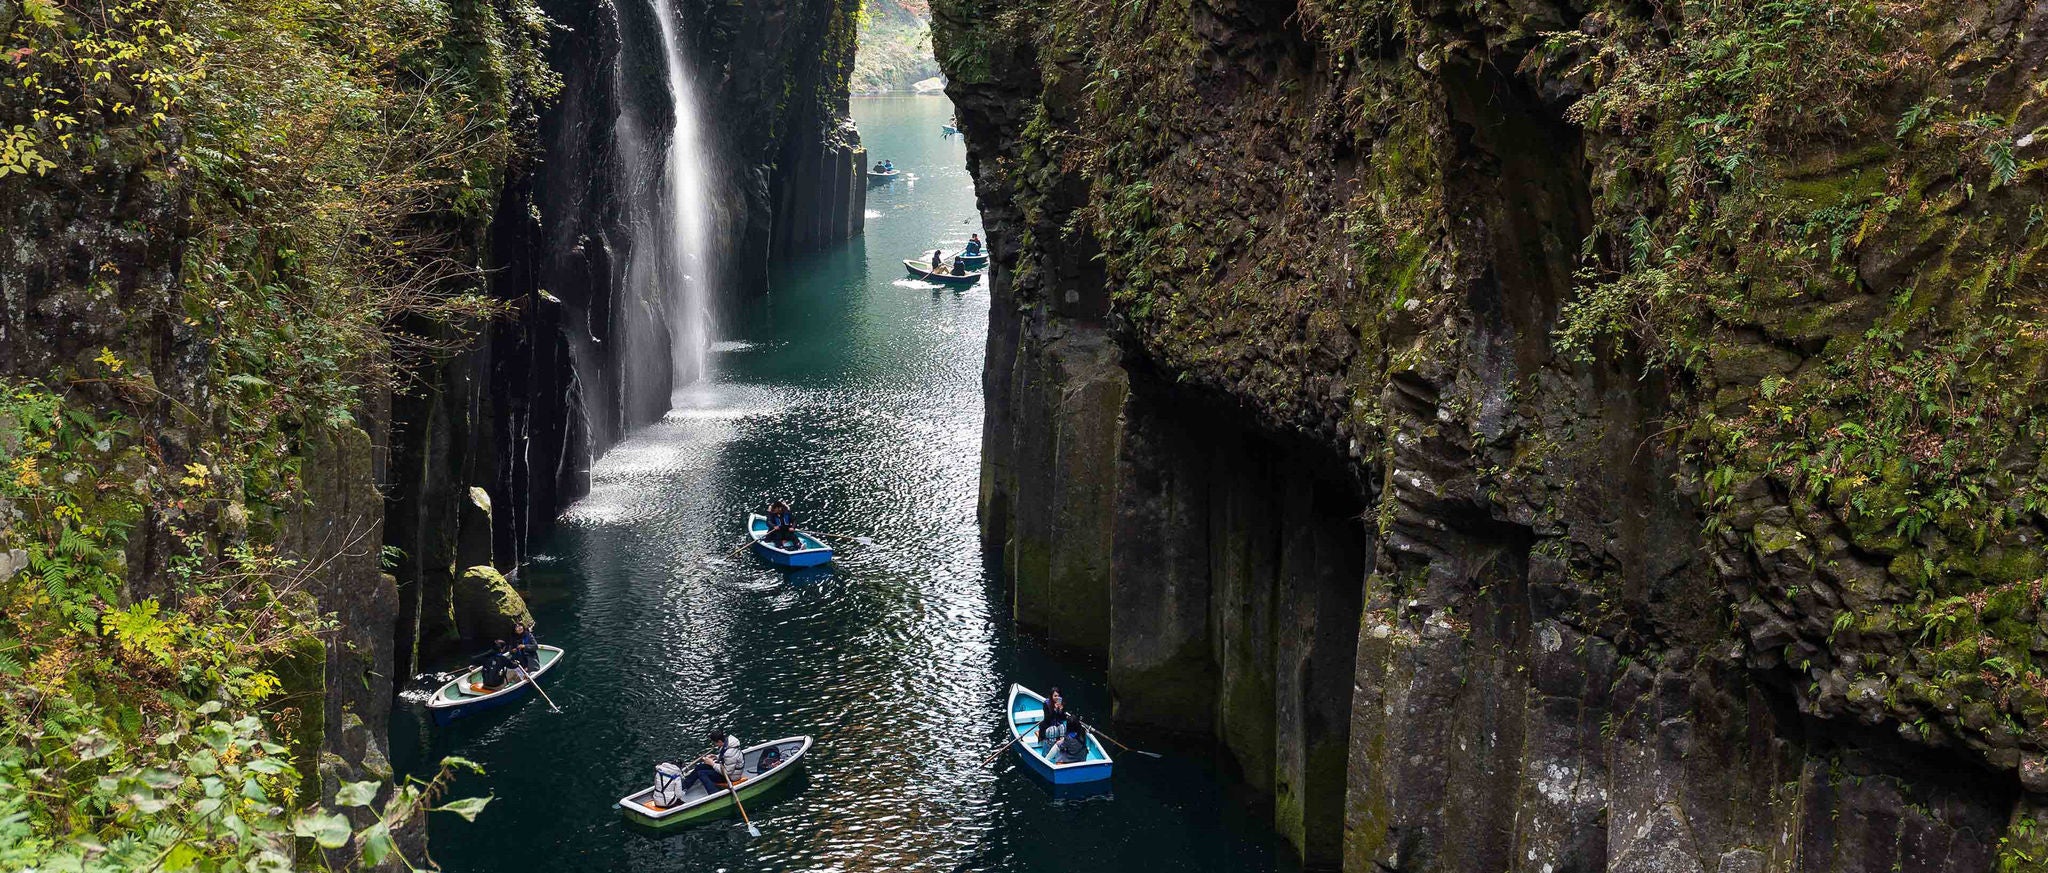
(1987, 138, 2020, 187)
(1896, 97, 1939, 138)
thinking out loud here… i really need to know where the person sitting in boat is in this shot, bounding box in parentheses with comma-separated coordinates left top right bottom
(1051, 717, 1091, 763)
(765, 500, 799, 549)
(929, 248, 953, 275)
(512, 623, 540, 671)
(1034, 688, 1068, 743)
(874, 160, 888, 173)
(680, 729, 747, 797)
(883, 160, 895, 172)
(963, 233, 983, 256)
(471, 640, 513, 691)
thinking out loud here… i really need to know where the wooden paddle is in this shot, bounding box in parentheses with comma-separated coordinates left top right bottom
(979, 718, 1046, 767)
(683, 741, 762, 836)
(721, 762, 761, 837)
(1089, 727, 1162, 759)
(514, 664, 562, 714)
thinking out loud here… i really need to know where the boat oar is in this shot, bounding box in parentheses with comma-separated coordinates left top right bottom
(978, 719, 1045, 767)
(514, 665, 562, 714)
(1090, 727, 1162, 759)
(725, 777, 761, 837)
(729, 540, 756, 557)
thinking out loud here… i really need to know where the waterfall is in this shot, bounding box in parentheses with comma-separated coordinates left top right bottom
(616, 0, 721, 427)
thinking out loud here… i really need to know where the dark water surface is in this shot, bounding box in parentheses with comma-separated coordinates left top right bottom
(393, 94, 1294, 873)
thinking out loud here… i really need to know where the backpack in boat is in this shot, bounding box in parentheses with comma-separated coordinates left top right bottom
(652, 762, 687, 807)
(478, 662, 506, 688)
(757, 745, 783, 773)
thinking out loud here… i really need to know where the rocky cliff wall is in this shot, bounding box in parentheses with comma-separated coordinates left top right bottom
(0, 0, 552, 863)
(937, 0, 2048, 869)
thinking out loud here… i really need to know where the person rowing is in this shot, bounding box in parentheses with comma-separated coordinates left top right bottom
(679, 729, 748, 798)
(763, 500, 799, 549)
(1050, 716, 1091, 763)
(511, 622, 540, 672)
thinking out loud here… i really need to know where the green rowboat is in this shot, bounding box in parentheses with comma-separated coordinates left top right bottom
(616, 735, 813, 828)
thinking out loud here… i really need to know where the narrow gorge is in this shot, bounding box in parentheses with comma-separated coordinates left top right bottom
(5, 0, 2047, 869)
(936, 0, 2048, 869)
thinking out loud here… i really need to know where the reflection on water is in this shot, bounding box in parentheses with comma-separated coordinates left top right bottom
(392, 95, 1294, 873)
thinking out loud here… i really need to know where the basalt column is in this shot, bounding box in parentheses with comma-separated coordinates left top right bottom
(1108, 384, 1370, 867)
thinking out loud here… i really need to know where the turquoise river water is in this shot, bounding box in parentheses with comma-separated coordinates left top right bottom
(392, 94, 1296, 873)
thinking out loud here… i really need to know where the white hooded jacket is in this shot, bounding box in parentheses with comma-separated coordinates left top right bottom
(712, 735, 745, 782)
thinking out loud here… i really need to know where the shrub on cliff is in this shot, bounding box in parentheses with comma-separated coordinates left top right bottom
(0, 0, 558, 865)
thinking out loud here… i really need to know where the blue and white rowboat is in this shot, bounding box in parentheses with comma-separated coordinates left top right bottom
(748, 513, 834, 568)
(1006, 683, 1113, 784)
(424, 645, 565, 725)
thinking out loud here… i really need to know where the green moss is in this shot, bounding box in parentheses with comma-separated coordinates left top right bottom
(267, 634, 329, 806)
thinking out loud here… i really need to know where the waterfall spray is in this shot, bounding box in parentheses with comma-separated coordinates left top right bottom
(647, 0, 714, 398)
(614, 0, 719, 428)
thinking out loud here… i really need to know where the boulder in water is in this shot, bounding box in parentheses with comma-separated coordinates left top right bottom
(454, 565, 533, 643)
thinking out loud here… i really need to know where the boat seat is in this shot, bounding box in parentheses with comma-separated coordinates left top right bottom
(1012, 708, 1044, 725)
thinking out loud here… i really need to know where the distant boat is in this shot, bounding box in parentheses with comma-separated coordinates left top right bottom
(868, 168, 901, 182)
(903, 259, 984, 286)
(423, 645, 565, 725)
(1006, 683, 1112, 784)
(748, 513, 834, 568)
(616, 736, 814, 828)
(941, 124, 958, 136)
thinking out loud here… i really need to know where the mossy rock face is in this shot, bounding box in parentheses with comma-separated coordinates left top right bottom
(453, 565, 534, 644)
(942, 0, 2048, 862)
(266, 634, 329, 807)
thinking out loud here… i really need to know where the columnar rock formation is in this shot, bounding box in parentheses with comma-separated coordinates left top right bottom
(936, 0, 2048, 869)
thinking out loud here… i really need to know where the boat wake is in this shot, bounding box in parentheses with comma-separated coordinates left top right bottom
(397, 670, 468, 704)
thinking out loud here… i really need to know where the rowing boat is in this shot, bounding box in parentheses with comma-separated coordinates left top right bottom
(903, 260, 984, 286)
(617, 736, 814, 828)
(868, 168, 900, 182)
(748, 513, 834, 568)
(424, 645, 565, 725)
(1006, 683, 1112, 784)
